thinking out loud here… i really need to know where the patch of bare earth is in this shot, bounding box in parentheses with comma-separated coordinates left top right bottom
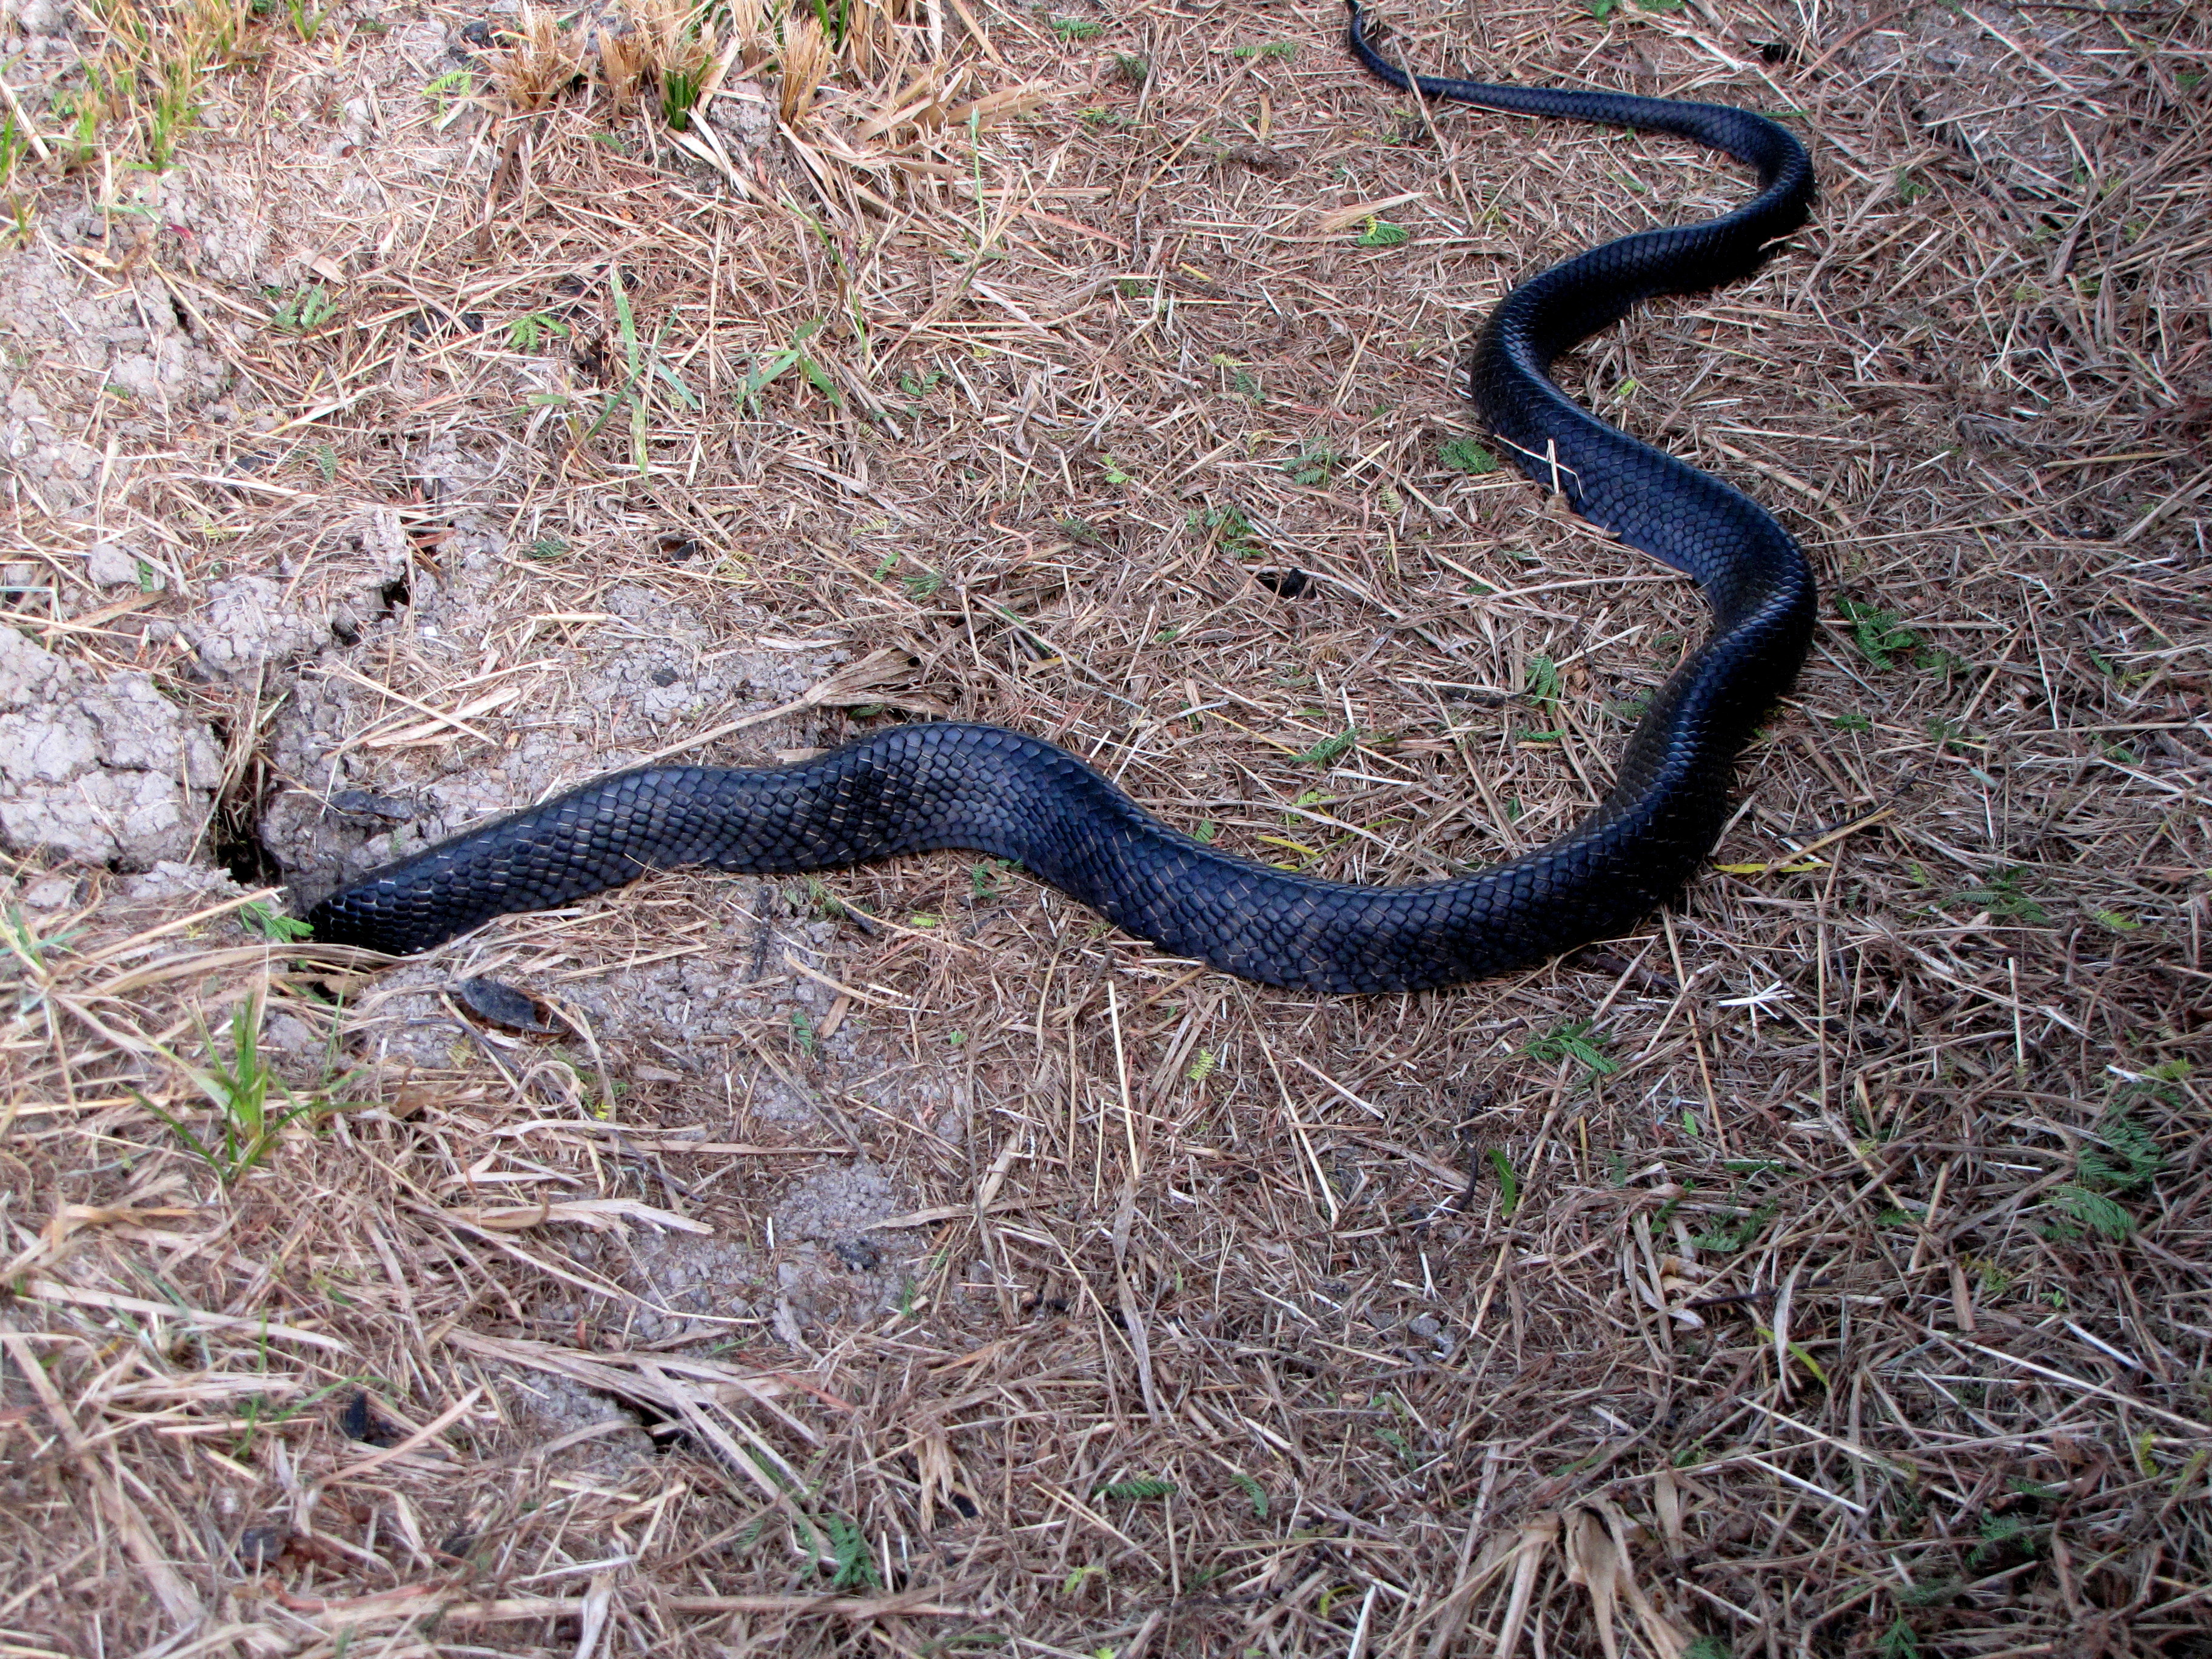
(2, 0, 2207, 1653)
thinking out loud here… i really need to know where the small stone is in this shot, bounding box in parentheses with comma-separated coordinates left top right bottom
(707, 82, 774, 151)
(236, 1526, 288, 1571)
(21, 876, 73, 908)
(85, 540, 144, 588)
(833, 1238, 882, 1272)
(455, 976, 557, 1033)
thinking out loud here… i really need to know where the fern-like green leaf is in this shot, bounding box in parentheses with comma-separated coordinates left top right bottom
(1095, 1477, 1177, 1501)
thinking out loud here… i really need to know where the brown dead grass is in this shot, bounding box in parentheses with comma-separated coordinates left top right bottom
(3, 0, 2210, 1655)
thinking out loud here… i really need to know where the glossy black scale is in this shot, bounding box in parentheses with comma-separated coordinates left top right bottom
(306, 3, 1819, 994)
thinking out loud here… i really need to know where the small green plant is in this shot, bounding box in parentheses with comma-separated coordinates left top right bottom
(1185, 1048, 1218, 1084)
(1684, 1638, 1732, 1659)
(1524, 653, 1561, 708)
(1234, 39, 1299, 60)
(1190, 503, 1259, 557)
(1095, 1477, 1176, 1501)
(137, 997, 357, 1182)
(1, 109, 28, 189)
(820, 1513, 881, 1590)
(1969, 1510, 2040, 1566)
(423, 69, 474, 120)
(313, 441, 338, 483)
(1111, 52, 1150, 84)
(507, 311, 569, 350)
(790, 1007, 818, 1057)
(1356, 216, 1410, 247)
(587, 266, 703, 472)
(1101, 454, 1133, 484)
(1439, 436, 1498, 475)
(1488, 1148, 1521, 1218)
(902, 568, 945, 599)
(240, 901, 315, 943)
(1207, 352, 1263, 401)
(1300, 729, 1359, 767)
(528, 534, 569, 560)
(1522, 1019, 1618, 1081)
(1230, 1471, 1267, 1516)
(1282, 447, 1341, 486)
(662, 63, 706, 130)
(1832, 710, 1872, 732)
(2042, 1102, 2165, 1241)
(1838, 598, 1920, 669)
(269, 283, 337, 333)
(1692, 1200, 1780, 1253)
(1875, 1619, 1921, 1659)
(1051, 16, 1104, 40)
(1945, 866, 2047, 924)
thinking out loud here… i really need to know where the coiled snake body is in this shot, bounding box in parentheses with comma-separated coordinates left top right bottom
(306, 5, 1818, 994)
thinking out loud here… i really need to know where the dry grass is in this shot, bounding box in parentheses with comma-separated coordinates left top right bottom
(2, 0, 2209, 1654)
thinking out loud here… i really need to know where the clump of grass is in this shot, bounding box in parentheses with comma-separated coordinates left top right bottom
(135, 996, 358, 1182)
(484, 4, 589, 112)
(62, 0, 253, 173)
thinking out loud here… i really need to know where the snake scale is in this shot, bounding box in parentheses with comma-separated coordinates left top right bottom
(304, 3, 1818, 994)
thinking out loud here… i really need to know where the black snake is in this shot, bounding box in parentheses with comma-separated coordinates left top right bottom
(304, 4, 1818, 994)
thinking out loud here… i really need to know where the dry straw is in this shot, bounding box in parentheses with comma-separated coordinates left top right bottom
(1, 0, 2207, 1652)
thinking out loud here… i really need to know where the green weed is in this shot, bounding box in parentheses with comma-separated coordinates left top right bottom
(1521, 1019, 1618, 1081)
(1095, 1477, 1176, 1501)
(267, 282, 336, 333)
(1356, 216, 1409, 247)
(582, 266, 702, 473)
(1234, 39, 1298, 60)
(1050, 16, 1103, 40)
(1692, 1200, 1780, 1252)
(1439, 436, 1498, 475)
(1190, 503, 1259, 557)
(1487, 1148, 1520, 1218)
(2042, 1101, 2165, 1242)
(1299, 729, 1359, 767)
(1944, 866, 2047, 923)
(805, 1513, 879, 1589)
(238, 900, 313, 943)
(1524, 652, 1561, 708)
(507, 310, 569, 349)
(422, 69, 474, 121)
(1838, 598, 1920, 669)
(136, 996, 360, 1182)
(1282, 449, 1344, 486)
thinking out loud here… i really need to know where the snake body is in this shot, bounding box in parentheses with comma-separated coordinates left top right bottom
(304, 7, 1818, 994)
